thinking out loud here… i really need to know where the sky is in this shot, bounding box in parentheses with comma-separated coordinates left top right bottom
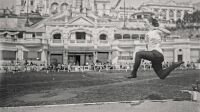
(0, 0, 200, 9)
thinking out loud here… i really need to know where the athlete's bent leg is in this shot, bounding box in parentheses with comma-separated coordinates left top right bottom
(159, 61, 184, 79)
(151, 50, 184, 79)
(152, 62, 163, 79)
(128, 51, 155, 78)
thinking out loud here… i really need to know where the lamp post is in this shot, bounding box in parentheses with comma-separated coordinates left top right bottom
(25, 0, 30, 27)
(123, 0, 126, 28)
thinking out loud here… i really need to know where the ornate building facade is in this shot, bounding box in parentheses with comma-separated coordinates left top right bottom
(0, 15, 48, 66)
(14, 0, 194, 21)
(140, 0, 194, 21)
(15, 0, 111, 17)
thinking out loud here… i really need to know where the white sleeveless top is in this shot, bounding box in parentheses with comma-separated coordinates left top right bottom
(145, 30, 163, 54)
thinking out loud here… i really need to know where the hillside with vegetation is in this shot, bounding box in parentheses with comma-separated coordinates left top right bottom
(170, 28, 200, 39)
(169, 10, 200, 39)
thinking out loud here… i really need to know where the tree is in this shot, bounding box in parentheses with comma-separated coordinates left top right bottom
(192, 10, 200, 23)
(183, 11, 192, 23)
(176, 18, 184, 29)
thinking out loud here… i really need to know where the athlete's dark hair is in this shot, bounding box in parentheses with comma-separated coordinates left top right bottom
(152, 18, 159, 27)
(147, 17, 159, 27)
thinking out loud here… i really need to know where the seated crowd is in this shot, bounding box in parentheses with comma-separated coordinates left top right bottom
(0, 60, 197, 73)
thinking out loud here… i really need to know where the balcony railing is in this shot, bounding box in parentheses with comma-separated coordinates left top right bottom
(190, 38, 200, 42)
(70, 40, 75, 43)
(162, 38, 200, 43)
(0, 38, 16, 42)
(0, 38, 43, 43)
(118, 39, 135, 46)
(18, 38, 42, 44)
(77, 40, 86, 43)
(99, 40, 109, 44)
(162, 39, 174, 42)
(69, 40, 93, 44)
(87, 40, 92, 43)
(52, 39, 62, 43)
(42, 39, 48, 44)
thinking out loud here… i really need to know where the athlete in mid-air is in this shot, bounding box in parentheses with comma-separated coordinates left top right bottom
(127, 17, 184, 79)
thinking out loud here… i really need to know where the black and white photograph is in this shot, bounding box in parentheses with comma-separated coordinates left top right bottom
(0, 0, 200, 112)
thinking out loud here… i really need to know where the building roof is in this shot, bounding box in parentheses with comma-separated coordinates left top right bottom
(0, 17, 25, 31)
(131, 11, 155, 16)
(144, 0, 193, 7)
(0, 8, 16, 17)
(0, 15, 46, 32)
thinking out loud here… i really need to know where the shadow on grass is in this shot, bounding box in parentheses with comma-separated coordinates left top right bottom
(144, 93, 165, 100)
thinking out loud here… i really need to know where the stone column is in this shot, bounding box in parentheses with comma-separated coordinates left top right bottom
(183, 48, 190, 63)
(58, 4, 61, 13)
(19, 49, 23, 61)
(174, 10, 177, 21)
(174, 48, 177, 62)
(158, 8, 161, 19)
(93, 51, 97, 64)
(108, 51, 112, 62)
(47, 51, 51, 65)
(41, 50, 47, 66)
(93, 32, 98, 45)
(17, 47, 23, 61)
(63, 50, 68, 65)
(166, 9, 170, 21)
(181, 10, 185, 20)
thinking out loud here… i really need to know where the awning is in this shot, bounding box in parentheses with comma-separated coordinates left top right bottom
(97, 46, 112, 52)
(0, 47, 17, 51)
(25, 28, 46, 33)
(0, 31, 19, 35)
(23, 46, 43, 51)
(0, 31, 7, 35)
(132, 11, 155, 16)
(67, 46, 95, 52)
(49, 46, 64, 51)
(68, 29, 93, 37)
(9, 32, 20, 35)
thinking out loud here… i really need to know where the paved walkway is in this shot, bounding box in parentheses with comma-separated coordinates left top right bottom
(1, 100, 199, 112)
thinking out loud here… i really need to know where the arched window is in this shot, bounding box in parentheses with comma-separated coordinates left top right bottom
(51, 2, 59, 14)
(123, 34, 130, 39)
(114, 34, 122, 40)
(99, 34, 107, 40)
(140, 34, 145, 40)
(132, 34, 139, 39)
(52, 33, 62, 43)
(60, 3, 68, 12)
(76, 32, 86, 40)
(137, 15, 142, 19)
(53, 33, 61, 39)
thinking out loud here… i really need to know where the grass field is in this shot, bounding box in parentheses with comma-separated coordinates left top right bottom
(0, 69, 199, 107)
